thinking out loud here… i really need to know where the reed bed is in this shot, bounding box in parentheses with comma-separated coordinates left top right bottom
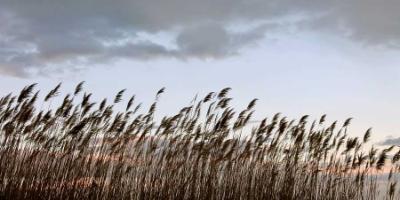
(0, 82, 399, 200)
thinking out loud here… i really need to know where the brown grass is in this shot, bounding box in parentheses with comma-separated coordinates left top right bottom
(0, 82, 399, 200)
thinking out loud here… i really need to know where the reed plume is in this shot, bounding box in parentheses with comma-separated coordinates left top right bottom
(0, 83, 398, 200)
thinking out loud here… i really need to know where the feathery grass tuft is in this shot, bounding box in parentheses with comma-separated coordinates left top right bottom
(0, 83, 397, 200)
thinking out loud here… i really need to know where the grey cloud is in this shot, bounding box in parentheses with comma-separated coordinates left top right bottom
(108, 41, 177, 60)
(176, 23, 274, 59)
(379, 137, 400, 146)
(300, 0, 400, 46)
(1, 0, 400, 76)
(176, 24, 243, 58)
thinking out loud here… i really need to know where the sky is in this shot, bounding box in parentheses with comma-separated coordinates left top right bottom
(0, 0, 400, 144)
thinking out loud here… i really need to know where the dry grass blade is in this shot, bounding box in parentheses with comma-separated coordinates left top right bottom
(0, 83, 396, 200)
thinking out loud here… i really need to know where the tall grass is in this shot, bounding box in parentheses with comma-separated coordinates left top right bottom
(0, 83, 399, 200)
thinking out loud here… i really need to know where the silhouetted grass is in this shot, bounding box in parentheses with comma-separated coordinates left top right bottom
(0, 82, 399, 200)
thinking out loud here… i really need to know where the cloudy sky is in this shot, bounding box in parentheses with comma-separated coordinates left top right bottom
(1, 0, 400, 144)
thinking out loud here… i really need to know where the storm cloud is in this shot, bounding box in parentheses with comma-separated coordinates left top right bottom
(1, 0, 400, 76)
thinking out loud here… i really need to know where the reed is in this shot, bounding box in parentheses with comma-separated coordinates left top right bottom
(0, 83, 398, 200)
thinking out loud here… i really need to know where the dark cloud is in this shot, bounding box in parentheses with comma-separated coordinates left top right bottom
(176, 23, 270, 58)
(1, 0, 400, 76)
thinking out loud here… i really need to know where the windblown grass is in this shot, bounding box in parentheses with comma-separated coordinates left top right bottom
(0, 82, 399, 200)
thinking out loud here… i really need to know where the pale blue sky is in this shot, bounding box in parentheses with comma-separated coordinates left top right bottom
(1, 0, 400, 144)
